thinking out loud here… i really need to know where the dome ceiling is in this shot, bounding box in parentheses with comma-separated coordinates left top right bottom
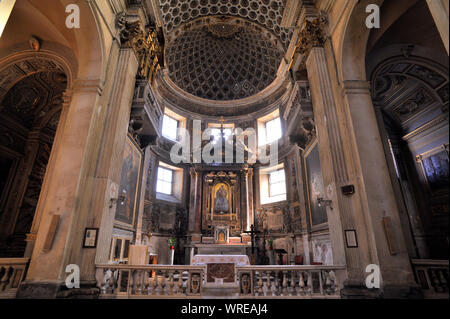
(166, 20, 284, 100)
(158, 0, 293, 48)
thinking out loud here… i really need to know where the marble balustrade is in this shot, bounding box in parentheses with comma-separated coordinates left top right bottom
(95, 264, 205, 298)
(236, 265, 345, 298)
(95, 263, 346, 299)
(0, 258, 29, 298)
(411, 259, 449, 299)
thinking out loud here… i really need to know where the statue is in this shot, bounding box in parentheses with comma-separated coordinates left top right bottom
(214, 185, 229, 213)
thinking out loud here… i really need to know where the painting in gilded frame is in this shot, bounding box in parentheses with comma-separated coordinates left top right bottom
(304, 142, 328, 226)
(115, 136, 142, 226)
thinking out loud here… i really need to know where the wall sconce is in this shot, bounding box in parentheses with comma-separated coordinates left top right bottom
(110, 189, 127, 208)
(317, 197, 333, 209)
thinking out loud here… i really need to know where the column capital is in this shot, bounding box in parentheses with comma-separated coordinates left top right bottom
(296, 15, 328, 58)
(189, 166, 199, 178)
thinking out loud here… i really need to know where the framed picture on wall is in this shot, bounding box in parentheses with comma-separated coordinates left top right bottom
(345, 229, 358, 248)
(114, 136, 143, 227)
(83, 228, 98, 248)
(304, 140, 328, 227)
(416, 145, 449, 195)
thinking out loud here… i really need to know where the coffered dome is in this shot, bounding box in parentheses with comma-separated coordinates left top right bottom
(159, 0, 292, 48)
(166, 22, 284, 101)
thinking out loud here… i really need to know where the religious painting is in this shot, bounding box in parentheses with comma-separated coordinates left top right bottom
(420, 149, 449, 194)
(305, 143, 328, 226)
(212, 182, 231, 214)
(115, 137, 142, 226)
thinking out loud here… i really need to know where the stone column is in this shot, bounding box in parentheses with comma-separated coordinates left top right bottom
(17, 35, 139, 296)
(90, 46, 139, 268)
(135, 146, 152, 245)
(299, 15, 418, 297)
(240, 168, 250, 232)
(341, 80, 418, 296)
(247, 168, 254, 230)
(188, 167, 202, 242)
(24, 91, 72, 257)
(426, 0, 449, 54)
(17, 78, 103, 298)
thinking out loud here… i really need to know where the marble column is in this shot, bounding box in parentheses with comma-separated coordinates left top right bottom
(16, 78, 103, 298)
(17, 42, 139, 297)
(300, 14, 418, 296)
(188, 167, 202, 242)
(135, 146, 152, 245)
(305, 47, 353, 273)
(24, 91, 72, 257)
(247, 168, 254, 231)
(90, 47, 139, 268)
(240, 168, 250, 232)
(426, 0, 449, 54)
(341, 80, 418, 295)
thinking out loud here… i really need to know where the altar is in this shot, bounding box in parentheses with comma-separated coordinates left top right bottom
(192, 255, 250, 288)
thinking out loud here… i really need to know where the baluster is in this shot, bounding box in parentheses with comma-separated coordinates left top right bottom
(156, 270, 162, 295)
(324, 271, 332, 294)
(136, 270, 143, 295)
(274, 271, 281, 296)
(177, 271, 184, 295)
(306, 271, 313, 295)
(147, 270, 153, 295)
(289, 271, 296, 296)
(162, 270, 168, 295)
(270, 271, 276, 296)
(262, 272, 269, 296)
(298, 271, 305, 295)
(255, 271, 263, 296)
(318, 271, 324, 295)
(281, 271, 288, 296)
(105, 269, 113, 294)
(152, 270, 158, 295)
(329, 270, 337, 294)
(253, 271, 260, 296)
(266, 271, 272, 296)
(438, 269, 448, 292)
(0, 266, 11, 291)
(168, 271, 174, 296)
(429, 269, 442, 293)
(112, 268, 120, 294)
(143, 270, 150, 295)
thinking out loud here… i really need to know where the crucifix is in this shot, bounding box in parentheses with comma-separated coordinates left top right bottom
(243, 224, 260, 265)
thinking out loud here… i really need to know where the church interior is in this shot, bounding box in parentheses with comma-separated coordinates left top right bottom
(0, 0, 448, 299)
